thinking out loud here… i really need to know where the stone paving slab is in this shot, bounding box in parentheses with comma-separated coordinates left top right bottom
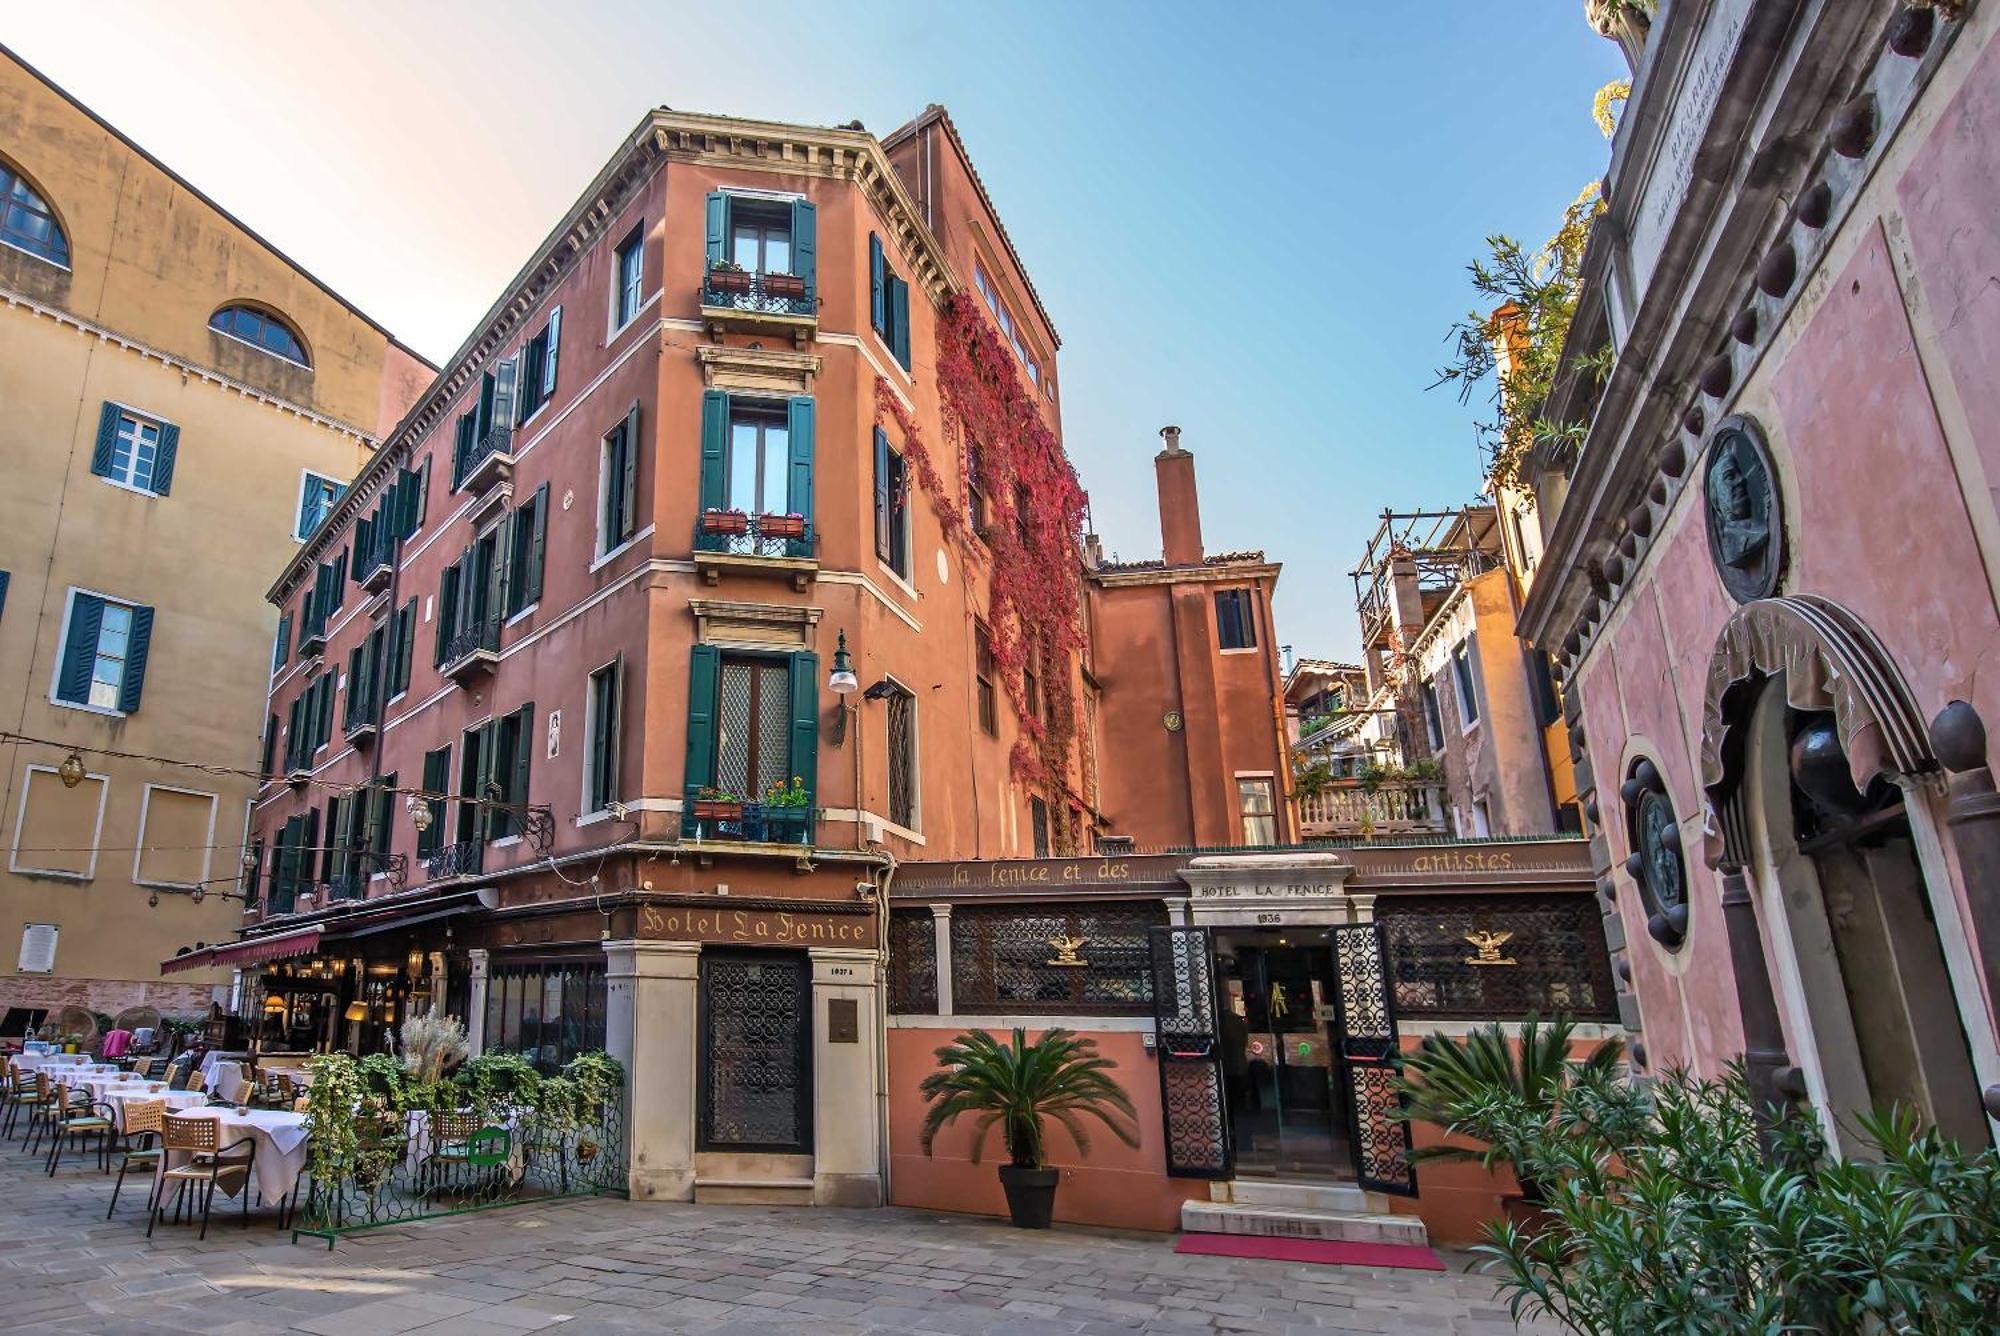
(0, 1137, 1552, 1333)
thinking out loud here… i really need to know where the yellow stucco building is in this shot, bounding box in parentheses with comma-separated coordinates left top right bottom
(0, 45, 429, 1028)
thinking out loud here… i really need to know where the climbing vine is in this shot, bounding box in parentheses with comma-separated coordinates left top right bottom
(875, 293, 1089, 845)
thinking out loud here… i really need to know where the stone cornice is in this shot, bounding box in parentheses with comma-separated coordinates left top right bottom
(275, 107, 965, 601)
(1090, 559, 1281, 590)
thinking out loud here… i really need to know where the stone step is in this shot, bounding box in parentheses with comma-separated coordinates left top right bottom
(1180, 1198, 1428, 1246)
(1210, 1179, 1379, 1214)
(693, 1176, 815, 1206)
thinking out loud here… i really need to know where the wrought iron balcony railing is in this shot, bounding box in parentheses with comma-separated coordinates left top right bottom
(700, 267, 817, 319)
(440, 619, 501, 675)
(296, 614, 328, 658)
(452, 421, 514, 491)
(680, 784, 815, 846)
(693, 512, 817, 561)
(352, 535, 391, 591)
(424, 838, 484, 881)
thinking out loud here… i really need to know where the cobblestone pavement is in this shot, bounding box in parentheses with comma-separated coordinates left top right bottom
(0, 1147, 1550, 1334)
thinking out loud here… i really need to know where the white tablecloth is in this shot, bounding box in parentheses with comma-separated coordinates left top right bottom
(12, 1052, 87, 1072)
(202, 1061, 249, 1103)
(102, 1087, 207, 1131)
(196, 1052, 247, 1083)
(158, 1108, 307, 1206)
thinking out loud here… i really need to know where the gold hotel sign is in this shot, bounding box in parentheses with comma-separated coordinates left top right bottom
(637, 903, 871, 947)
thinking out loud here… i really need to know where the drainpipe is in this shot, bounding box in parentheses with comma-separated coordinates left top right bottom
(873, 849, 899, 1205)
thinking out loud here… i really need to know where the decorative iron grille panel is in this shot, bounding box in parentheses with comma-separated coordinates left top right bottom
(887, 910, 938, 1014)
(950, 903, 1163, 1015)
(1376, 893, 1617, 1021)
(699, 952, 811, 1152)
(886, 687, 915, 830)
(718, 662, 753, 798)
(755, 663, 789, 796)
(1330, 923, 1415, 1195)
(1149, 926, 1230, 1177)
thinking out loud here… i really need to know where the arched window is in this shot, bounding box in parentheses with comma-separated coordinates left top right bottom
(0, 159, 70, 267)
(209, 304, 310, 368)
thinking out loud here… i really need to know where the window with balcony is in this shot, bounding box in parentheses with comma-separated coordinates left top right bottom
(586, 659, 622, 814)
(874, 428, 909, 578)
(698, 392, 814, 558)
(1452, 635, 1482, 728)
(599, 405, 640, 555)
(1215, 589, 1256, 651)
(1, 159, 68, 266)
(90, 403, 179, 497)
(460, 702, 532, 844)
(705, 193, 815, 317)
(1238, 777, 1277, 845)
(613, 226, 643, 328)
(966, 448, 989, 537)
(869, 233, 911, 369)
(53, 590, 152, 714)
(418, 745, 451, 860)
(683, 644, 817, 844)
(975, 622, 997, 736)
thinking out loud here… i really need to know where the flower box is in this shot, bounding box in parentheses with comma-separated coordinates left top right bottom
(758, 513, 806, 540)
(707, 266, 752, 295)
(692, 799, 743, 822)
(762, 272, 806, 300)
(701, 509, 749, 536)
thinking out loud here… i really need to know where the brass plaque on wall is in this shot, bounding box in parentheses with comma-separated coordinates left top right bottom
(827, 997, 859, 1044)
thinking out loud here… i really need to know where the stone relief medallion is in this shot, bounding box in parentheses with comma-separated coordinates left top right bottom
(1621, 757, 1688, 949)
(1703, 415, 1785, 603)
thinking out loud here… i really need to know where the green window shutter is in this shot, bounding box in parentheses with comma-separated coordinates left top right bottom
(414, 456, 430, 527)
(275, 816, 299, 899)
(285, 695, 303, 770)
(869, 234, 885, 335)
(354, 516, 373, 578)
(891, 277, 911, 369)
(261, 714, 277, 777)
(395, 599, 415, 694)
(492, 357, 517, 428)
(435, 561, 460, 664)
(474, 720, 500, 842)
(619, 403, 640, 542)
(684, 643, 720, 790)
(476, 372, 496, 439)
(330, 549, 348, 606)
(786, 396, 815, 526)
(788, 649, 820, 804)
(873, 429, 892, 562)
(302, 808, 320, 881)
(344, 645, 362, 727)
(453, 414, 474, 488)
(791, 199, 816, 295)
(316, 672, 335, 750)
(542, 307, 561, 400)
(373, 773, 396, 857)
(510, 703, 533, 809)
(151, 422, 180, 495)
(0, 569, 7, 619)
(274, 613, 291, 670)
(90, 403, 120, 478)
(699, 390, 729, 512)
(419, 747, 449, 858)
(592, 658, 622, 811)
(704, 191, 727, 268)
(527, 482, 549, 604)
(118, 604, 154, 713)
(381, 609, 401, 699)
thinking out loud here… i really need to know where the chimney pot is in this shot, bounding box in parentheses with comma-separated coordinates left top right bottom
(1159, 425, 1183, 454)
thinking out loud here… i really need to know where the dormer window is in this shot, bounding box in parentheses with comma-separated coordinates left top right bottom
(209, 304, 310, 368)
(0, 160, 68, 267)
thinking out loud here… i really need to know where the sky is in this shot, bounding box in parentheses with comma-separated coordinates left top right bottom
(6, 2, 1625, 663)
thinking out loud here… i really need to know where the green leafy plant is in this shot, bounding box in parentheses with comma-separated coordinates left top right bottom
(1357, 758, 1445, 791)
(695, 785, 744, 804)
(460, 1052, 542, 1115)
(1394, 1014, 1626, 1201)
(710, 257, 744, 272)
(762, 776, 811, 809)
(1472, 1063, 2000, 1333)
(1292, 756, 1336, 800)
(918, 1027, 1139, 1168)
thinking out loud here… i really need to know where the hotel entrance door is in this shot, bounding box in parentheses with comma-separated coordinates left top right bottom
(1215, 931, 1354, 1178)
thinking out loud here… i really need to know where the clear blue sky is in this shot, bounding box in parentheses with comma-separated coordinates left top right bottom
(8, 2, 1624, 661)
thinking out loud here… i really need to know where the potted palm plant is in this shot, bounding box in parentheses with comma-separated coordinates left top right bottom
(918, 1027, 1138, 1229)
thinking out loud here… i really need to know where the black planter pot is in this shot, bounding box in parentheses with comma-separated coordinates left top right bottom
(997, 1164, 1059, 1229)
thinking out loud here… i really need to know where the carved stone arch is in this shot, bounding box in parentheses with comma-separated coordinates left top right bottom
(1698, 595, 1936, 869)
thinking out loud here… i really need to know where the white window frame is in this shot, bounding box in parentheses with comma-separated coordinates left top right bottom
(132, 782, 220, 891)
(581, 657, 620, 817)
(295, 468, 344, 542)
(609, 224, 646, 336)
(1421, 678, 1445, 750)
(100, 405, 168, 497)
(1235, 772, 1278, 846)
(47, 585, 140, 717)
(8, 762, 110, 881)
(1452, 636, 1482, 732)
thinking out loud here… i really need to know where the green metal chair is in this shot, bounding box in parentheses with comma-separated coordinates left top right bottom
(423, 1113, 509, 1196)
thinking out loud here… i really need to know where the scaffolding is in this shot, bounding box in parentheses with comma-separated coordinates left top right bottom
(1348, 505, 1503, 657)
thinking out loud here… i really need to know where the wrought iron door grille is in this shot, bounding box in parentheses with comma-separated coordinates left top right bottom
(698, 951, 812, 1152)
(1375, 892, 1617, 1021)
(1149, 926, 1230, 1178)
(887, 910, 938, 1014)
(950, 903, 1164, 1015)
(1330, 922, 1416, 1196)
(886, 686, 915, 830)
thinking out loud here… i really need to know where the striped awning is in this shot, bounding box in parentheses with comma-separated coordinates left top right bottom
(160, 926, 321, 975)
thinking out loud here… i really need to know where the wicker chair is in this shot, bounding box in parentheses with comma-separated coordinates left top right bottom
(43, 1084, 114, 1176)
(148, 1114, 256, 1240)
(107, 1099, 166, 1217)
(422, 1112, 509, 1196)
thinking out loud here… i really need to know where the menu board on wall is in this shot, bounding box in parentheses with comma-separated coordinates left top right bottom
(18, 923, 57, 974)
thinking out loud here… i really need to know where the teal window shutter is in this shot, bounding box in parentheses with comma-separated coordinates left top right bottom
(435, 559, 460, 664)
(543, 307, 561, 399)
(354, 516, 373, 578)
(0, 569, 9, 619)
(90, 403, 119, 478)
(510, 702, 534, 813)
(395, 598, 415, 694)
(791, 200, 816, 296)
(56, 593, 103, 705)
(704, 192, 727, 268)
(297, 482, 317, 541)
(618, 403, 640, 543)
(869, 234, 885, 334)
(685, 643, 720, 789)
(151, 422, 180, 495)
(891, 277, 911, 369)
(262, 715, 277, 777)
(873, 429, 893, 562)
(699, 390, 729, 512)
(787, 649, 820, 805)
(786, 396, 815, 526)
(527, 482, 549, 604)
(418, 746, 449, 858)
(476, 372, 496, 440)
(118, 605, 153, 712)
(274, 612, 291, 670)
(285, 695, 304, 770)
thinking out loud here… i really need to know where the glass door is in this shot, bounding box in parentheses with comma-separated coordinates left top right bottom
(1217, 935, 1354, 1178)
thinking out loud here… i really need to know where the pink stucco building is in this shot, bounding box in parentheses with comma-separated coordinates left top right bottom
(1520, 1, 2000, 1149)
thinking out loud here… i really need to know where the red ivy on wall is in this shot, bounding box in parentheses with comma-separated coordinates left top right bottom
(874, 293, 1089, 842)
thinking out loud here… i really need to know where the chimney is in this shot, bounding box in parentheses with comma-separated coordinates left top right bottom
(1155, 426, 1204, 566)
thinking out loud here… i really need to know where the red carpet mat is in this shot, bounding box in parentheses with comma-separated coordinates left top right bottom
(1175, 1232, 1447, 1271)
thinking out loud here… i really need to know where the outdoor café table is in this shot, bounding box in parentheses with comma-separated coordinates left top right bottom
(157, 1108, 307, 1209)
(196, 1051, 247, 1086)
(201, 1059, 249, 1104)
(102, 1087, 206, 1132)
(13, 1052, 85, 1072)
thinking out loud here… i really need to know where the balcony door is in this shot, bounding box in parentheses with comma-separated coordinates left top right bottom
(716, 656, 792, 804)
(730, 201, 792, 276)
